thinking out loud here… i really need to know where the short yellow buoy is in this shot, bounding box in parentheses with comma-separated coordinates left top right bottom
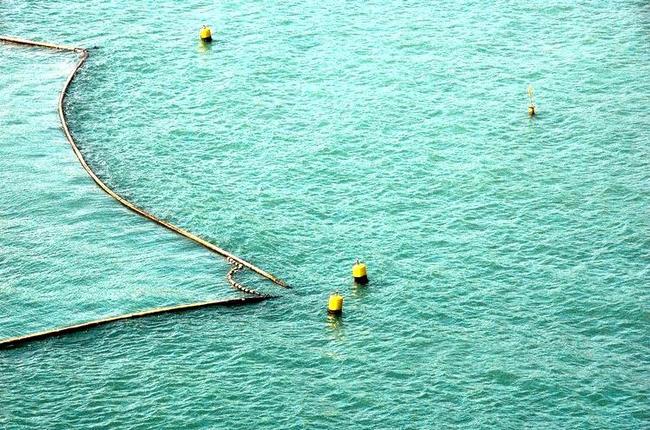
(527, 85, 536, 117)
(352, 259, 368, 285)
(327, 292, 343, 315)
(199, 25, 213, 43)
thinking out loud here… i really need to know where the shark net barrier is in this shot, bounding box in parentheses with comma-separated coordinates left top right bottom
(0, 36, 288, 349)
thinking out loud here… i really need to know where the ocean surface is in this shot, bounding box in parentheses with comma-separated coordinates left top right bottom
(1, 1, 649, 428)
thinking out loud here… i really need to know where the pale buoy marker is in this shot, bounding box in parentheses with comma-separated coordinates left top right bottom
(527, 85, 536, 116)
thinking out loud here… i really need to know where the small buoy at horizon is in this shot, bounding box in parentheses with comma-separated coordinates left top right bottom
(527, 85, 536, 117)
(327, 292, 343, 315)
(352, 259, 369, 285)
(199, 25, 213, 43)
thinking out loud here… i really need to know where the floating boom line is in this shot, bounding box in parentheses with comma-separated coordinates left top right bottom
(0, 35, 288, 349)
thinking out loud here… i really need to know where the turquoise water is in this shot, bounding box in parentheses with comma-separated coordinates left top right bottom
(1, 1, 649, 428)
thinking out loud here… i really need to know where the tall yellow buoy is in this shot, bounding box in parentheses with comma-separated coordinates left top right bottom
(352, 259, 368, 285)
(527, 85, 536, 116)
(327, 292, 343, 315)
(199, 25, 213, 43)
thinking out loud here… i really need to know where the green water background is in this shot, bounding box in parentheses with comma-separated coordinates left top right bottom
(1, 1, 649, 428)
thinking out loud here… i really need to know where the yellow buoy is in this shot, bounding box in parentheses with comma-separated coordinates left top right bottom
(352, 259, 368, 284)
(199, 25, 212, 43)
(327, 293, 343, 315)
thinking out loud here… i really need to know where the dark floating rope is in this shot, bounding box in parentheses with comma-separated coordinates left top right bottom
(226, 259, 274, 298)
